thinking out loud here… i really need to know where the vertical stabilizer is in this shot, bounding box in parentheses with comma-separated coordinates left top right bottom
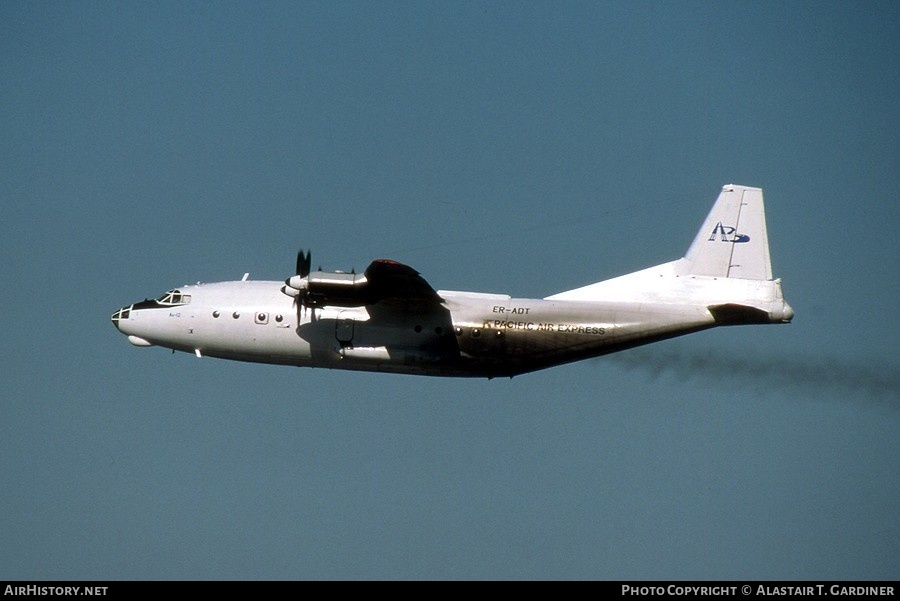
(684, 184, 772, 280)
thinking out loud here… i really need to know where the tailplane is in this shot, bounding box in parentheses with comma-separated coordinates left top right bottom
(682, 184, 771, 280)
(546, 184, 793, 324)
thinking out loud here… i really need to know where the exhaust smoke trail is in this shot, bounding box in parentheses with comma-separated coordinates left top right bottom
(607, 347, 900, 406)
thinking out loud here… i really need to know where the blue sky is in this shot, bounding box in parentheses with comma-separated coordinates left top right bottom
(2, 1, 897, 579)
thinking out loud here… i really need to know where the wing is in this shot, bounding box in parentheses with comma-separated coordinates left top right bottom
(362, 259, 443, 304)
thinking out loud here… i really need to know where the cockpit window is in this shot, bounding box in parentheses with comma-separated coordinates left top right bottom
(155, 289, 192, 305)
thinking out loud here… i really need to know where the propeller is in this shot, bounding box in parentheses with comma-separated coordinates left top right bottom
(281, 249, 367, 322)
(283, 249, 314, 324)
(296, 249, 311, 279)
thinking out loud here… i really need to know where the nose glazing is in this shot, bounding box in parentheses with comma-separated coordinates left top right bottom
(110, 306, 132, 330)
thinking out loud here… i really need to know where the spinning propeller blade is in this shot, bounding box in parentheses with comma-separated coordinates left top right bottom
(296, 249, 311, 279)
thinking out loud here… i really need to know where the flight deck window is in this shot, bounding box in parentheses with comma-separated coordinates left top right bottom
(156, 290, 191, 306)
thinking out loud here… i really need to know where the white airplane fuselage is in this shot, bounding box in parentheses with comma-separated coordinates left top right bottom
(112, 185, 793, 378)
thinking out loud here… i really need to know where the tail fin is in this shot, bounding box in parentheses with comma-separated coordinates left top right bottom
(545, 184, 790, 313)
(683, 184, 772, 280)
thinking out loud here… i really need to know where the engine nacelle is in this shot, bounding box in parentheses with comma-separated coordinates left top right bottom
(282, 271, 371, 307)
(308, 271, 365, 290)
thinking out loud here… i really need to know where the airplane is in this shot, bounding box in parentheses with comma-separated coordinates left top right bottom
(111, 184, 793, 378)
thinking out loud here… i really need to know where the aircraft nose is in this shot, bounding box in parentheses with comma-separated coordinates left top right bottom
(110, 306, 132, 331)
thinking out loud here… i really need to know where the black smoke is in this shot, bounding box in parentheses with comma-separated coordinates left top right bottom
(607, 347, 900, 406)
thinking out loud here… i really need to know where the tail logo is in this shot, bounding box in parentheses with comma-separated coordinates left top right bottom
(709, 222, 750, 243)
